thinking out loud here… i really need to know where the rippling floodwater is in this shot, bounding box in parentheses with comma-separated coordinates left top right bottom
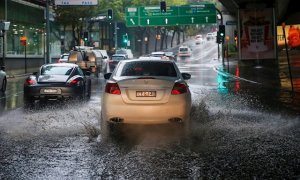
(0, 87, 299, 179)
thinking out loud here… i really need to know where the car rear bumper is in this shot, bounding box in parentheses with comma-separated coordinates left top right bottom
(102, 93, 191, 124)
(24, 86, 84, 100)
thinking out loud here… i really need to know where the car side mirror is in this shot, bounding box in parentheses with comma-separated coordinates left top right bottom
(103, 56, 107, 59)
(181, 73, 191, 80)
(104, 73, 112, 80)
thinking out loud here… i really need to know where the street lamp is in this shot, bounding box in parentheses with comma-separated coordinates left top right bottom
(0, 21, 10, 67)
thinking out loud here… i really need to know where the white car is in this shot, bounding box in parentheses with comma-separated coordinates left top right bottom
(101, 59, 192, 137)
(195, 34, 204, 45)
(0, 66, 7, 93)
(150, 51, 169, 60)
(115, 48, 134, 59)
(178, 46, 192, 57)
(57, 53, 69, 63)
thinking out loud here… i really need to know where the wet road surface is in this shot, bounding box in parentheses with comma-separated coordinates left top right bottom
(0, 39, 300, 179)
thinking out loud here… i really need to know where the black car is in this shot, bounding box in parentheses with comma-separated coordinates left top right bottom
(23, 63, 91, 105)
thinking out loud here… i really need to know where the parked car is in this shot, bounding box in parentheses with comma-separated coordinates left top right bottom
(177, 46, 192, 57)
(108, 54, 128, 71)
(101, 59, 192, 138)
(0, 66, 7, 93)
(57, 53, 69, 63)
(23, 63, 91, 106)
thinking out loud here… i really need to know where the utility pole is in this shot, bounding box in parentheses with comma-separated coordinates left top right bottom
(114, 22, 118, 49)
(46, 0, 50, 63)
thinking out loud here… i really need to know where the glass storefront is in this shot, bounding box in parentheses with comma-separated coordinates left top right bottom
(0, 0, 45, 58)
(7, 23, 44, 57)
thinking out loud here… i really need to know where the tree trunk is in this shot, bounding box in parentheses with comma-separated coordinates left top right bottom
(171, 30, 175, 48)
(160, 29, 165, 50)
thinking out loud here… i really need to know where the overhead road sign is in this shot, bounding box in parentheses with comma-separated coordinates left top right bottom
(55, 0, 98, 5)
(125, 4, 216, 27)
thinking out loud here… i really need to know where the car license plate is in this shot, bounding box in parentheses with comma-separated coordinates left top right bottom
(136, 91, 156, 97)
(41, 88, 61, 94)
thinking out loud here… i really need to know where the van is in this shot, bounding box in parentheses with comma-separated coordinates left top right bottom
(68, 47, 106, 77)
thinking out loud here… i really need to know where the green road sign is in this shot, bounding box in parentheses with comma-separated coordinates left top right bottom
(125, 4, 217, 27)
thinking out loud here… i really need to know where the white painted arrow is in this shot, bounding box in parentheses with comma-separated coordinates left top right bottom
(205, 16, 208, 23)
(147, 19, 150, 25)
(191, 17, 194, 23)
(165, 18, 168, 24)
(130, 18, 135, 25)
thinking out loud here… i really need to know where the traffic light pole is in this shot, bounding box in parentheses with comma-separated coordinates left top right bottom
(215, 8, 224, 66)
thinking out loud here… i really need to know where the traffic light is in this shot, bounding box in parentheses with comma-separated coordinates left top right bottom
(219, 24, 225, 38)
(107, 9, 113, 20)
(160, 1, 166, 12)
(83, 31, 88, 41)
(218, 25, 225, 43)
(123, 34, 128, 44)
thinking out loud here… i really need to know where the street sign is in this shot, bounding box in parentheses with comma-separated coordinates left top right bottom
(125, 4, 216, 27)
(20, 36, 27, 46)
(54, 0, 98, 5)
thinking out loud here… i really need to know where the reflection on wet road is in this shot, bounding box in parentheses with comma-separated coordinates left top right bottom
(0, 40, 300, 179)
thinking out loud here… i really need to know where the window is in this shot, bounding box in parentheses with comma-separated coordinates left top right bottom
(119, 61, 177, 77)
(41, 66, 74, 75)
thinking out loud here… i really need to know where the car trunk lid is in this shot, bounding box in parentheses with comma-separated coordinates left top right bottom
(117, 78, 175, 104)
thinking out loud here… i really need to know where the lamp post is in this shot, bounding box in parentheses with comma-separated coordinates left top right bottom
(0, 21, 10, 67)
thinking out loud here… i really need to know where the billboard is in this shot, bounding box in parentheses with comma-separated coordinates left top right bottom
(239, 8, 275, 60)
(277, 24, 300, 49)
(55, 0, 98, 5)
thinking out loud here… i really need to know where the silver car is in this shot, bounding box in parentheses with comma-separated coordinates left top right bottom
(0, 66, 7, 93)
(101, 59, 192, 136)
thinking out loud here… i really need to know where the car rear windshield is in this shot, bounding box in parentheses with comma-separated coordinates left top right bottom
(112, 56, 126, 61)
(41, 66, 74, 75)
(118, 61, 177, 77)
(179, 48, 188, 51)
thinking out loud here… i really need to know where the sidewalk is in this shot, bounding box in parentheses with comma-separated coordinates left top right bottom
(216, 57, 300, 93)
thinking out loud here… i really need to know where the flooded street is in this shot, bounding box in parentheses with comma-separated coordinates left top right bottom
(0, 41, 300, 179)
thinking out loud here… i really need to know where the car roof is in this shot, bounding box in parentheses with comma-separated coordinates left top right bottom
(119, 59, 174, 64)
(139, 56, 162, 60)
(112, 54, 127, 57)
(151, 51, 165, 55)
(45, 63, 78, 67)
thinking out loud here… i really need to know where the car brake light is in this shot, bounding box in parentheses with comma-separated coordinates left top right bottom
(105, 82, 121, 95)
(68, 79, 80, 86)
(171, 82, 188, 95)
(25, 79, 37, 85)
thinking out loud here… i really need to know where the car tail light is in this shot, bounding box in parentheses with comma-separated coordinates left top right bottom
(67, 79, 80, 86)
(171, 82, 188, 95)
(105, 82, 121, 95)
(25, 79, 37, 85)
